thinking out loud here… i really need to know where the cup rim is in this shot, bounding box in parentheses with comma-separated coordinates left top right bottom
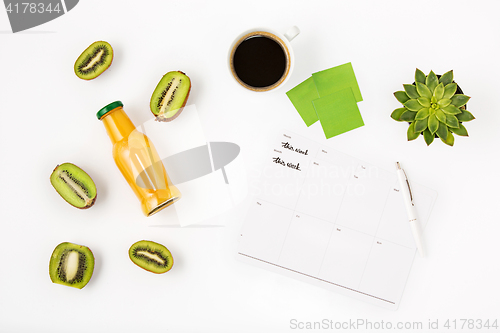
(228, 28, 295, 92)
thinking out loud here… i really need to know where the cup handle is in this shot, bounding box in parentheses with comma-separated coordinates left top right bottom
(284, 26, 300, 41)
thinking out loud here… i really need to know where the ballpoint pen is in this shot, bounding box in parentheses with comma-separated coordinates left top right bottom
(396, 162, 425, 257)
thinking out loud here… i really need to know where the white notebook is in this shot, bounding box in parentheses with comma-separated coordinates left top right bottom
(237, 130, 437, 310)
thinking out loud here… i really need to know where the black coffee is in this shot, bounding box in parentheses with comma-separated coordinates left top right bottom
(232, 35, 287, 88)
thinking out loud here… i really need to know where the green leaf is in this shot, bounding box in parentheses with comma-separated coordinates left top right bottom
(441, 104, 461, 115)
(399, 110, 417, 121)
(426, 70, 439, 92)
(407, 122, 419, 141)
(403, 84, 420, 99)
(433, 83, 444, 100)
(423, 129, 434, 145)
(404, 99, 423, 111)
(439, 70, 454, 86)
(394, 91, 410, 104)
(450, 123, 469, 136)
(428, 114, 439, 134)
(443, 83, 457, 99)
(456, 110, 475, 122)
(391, 108, 407, 121)
(451, 94, 470, 107)
(435, 109, 447, 123)
(415, 68, 426, 84)
(441, 130, 454, 146)
(415, 107, 430, 120)
(414, 118, 428, 132)
(437, 98, 451, 108)
(436, 121, 448, 140)
(445, 114, 460, 128)
(416, 82, 432, 98)
(417, 97, 431, 107)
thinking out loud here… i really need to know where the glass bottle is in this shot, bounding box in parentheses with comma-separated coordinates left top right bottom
(97, 101, 181, 216)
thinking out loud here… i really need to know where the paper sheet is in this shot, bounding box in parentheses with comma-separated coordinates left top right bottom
(286, 63, 364, 138)
(312, 62, 363, 102)
(286, 77, 320, 127)
(312, 88, 364, 138)
(237, 130, 437, 309)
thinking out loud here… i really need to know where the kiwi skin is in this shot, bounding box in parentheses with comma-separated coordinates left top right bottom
(50, 163, 97, 209)
(74, 41, 114, 80)
(129, 240, 174, 274)
(151, 71, 191, 122)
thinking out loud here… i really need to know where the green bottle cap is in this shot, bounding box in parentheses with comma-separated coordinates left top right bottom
(97, 101, 123, 120)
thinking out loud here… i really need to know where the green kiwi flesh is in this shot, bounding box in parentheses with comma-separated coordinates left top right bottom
(49, 242, 95, 289)
(150, 71, 191, 122)
(50, 163, 97, 209)
(74, 41, 113, 80)
(129, 240, 173, 274)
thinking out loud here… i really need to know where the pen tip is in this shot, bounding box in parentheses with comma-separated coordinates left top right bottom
(396, 162, 401, 169)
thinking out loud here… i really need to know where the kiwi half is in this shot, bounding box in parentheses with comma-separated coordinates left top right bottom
(150, 71, 191, 122)
(74, 41, 113, 80)
(50, 163, 97, 209)
(49, 242, 95, 289)
(129, 240, 174, 274)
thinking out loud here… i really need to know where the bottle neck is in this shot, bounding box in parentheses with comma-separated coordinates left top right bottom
(100, 107, 136, 144)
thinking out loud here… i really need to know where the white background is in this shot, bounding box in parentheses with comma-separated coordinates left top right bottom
(1, 0, 499, 332)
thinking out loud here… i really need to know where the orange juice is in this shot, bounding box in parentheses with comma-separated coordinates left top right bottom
(97, 101, 181, 216)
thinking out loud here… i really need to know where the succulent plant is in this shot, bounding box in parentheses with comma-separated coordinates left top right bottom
(392, 69, 475, 146)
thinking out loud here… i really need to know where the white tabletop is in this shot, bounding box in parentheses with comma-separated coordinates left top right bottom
(1, 0, 499, 332)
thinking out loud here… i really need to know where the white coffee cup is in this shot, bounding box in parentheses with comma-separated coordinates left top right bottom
(228, 26, 300, 92)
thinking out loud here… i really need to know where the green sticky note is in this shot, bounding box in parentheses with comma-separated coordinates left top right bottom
(312, 63, 363, 102)
(286, 77, 320, 126)
(312, 88, 364, 139)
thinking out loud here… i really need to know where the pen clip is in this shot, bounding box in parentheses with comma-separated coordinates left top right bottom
(402, 169, 414, 205)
